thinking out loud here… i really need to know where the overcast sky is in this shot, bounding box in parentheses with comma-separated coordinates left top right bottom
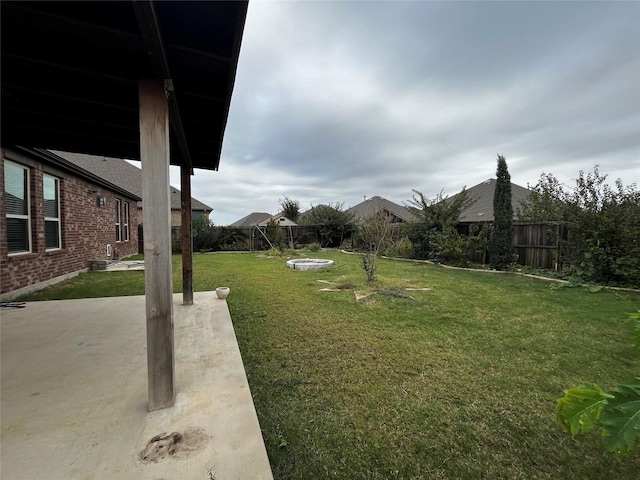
(172, 1, 640, 226)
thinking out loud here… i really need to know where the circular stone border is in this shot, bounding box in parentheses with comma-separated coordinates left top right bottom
(286, 258, 335, 270)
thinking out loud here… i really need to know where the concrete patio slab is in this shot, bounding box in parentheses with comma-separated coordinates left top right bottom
(1, 292, 273, 480)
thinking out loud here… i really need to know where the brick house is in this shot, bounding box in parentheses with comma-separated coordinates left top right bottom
(51, 151, 213, 254)
(1, 146, 141, 299)
(53, 151, 213, 227)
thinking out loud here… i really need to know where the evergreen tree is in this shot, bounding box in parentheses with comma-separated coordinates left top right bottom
(488, 155, 514, 270)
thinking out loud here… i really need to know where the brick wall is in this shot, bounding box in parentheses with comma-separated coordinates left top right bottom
(1, 149, 139, 294)
(170, 210, 182, 227)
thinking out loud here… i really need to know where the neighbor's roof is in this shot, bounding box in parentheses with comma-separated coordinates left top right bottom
(229, 212, 273, 227)
(346, 196, 415, 222)
(258, 212, 298, 227)
(6, 146, 141, 201)
(448, 178, 532, 223)
(1, 1, 247, 171)
(52, 150, 212, 212)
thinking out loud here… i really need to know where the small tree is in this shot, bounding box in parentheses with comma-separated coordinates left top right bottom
(359, 210, 391, 282)
(279, 197, 301, 223)
(404, 188, 474, 260)
(488, 155, 514, 270)
(265, 219, 285, 252)
(299, 202, 354, 247)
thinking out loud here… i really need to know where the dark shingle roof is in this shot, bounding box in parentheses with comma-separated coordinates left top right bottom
(229, 212, 273, 227)
(447, 179, 531, 223)
(346, 196, 415, 223)
(52, 150, 212, 212)
(229, 212, 272, 227)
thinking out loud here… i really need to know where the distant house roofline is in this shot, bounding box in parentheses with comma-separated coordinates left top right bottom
(51, 150, 212, 211)
(346, 195, 415, 223)
(229, 212, 272, 227)
(446, 178, 532, 223)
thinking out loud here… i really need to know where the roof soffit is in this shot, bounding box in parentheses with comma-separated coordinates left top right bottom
(1, 1, 248, 171)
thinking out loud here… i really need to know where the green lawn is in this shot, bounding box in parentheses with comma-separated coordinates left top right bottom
(16, 251, 640, 478)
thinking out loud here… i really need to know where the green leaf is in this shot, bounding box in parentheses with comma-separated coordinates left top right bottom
(600, 377, 640, 458)
(556, 383, 613, 436)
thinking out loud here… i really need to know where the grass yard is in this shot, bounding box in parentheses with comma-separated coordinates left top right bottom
(16, 251, 640, 479)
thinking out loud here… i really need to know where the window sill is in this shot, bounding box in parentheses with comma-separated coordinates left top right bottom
(7, 251, 37, 260)
(45, 248, 67, 256)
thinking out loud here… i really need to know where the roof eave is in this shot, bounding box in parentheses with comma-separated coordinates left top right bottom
(18, 146, 142, 201)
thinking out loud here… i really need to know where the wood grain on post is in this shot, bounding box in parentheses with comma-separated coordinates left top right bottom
(139, 79, 175, 410)
(181, 164, 193, 305)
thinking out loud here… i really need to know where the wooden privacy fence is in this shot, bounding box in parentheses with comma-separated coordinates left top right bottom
(513, 221, 566, 270)
(169, 225, 321, 253)
(163, 221, 566, 270)
(240, 225, 320, 251)
(462, 221, 566, 270)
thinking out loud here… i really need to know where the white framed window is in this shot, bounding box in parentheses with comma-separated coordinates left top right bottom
(115, 198, 122, 242)
(43, 174, 61, 250)
(4, 161, 31, 254)
(123, 201, 130, 241)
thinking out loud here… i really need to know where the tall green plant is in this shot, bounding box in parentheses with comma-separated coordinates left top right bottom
(265, 219, 285, 252)
(299, 202, 354, 247)
(279, 196, 301, 223)
(556, 311, 640, 458)
(429, 223, 487, 266)
(192, 216, 216, 252)
(405, 188, 473, 260)
(359, 210, 391, 281)
(488, 155, 514, 270)
(519, 167, 640, 287)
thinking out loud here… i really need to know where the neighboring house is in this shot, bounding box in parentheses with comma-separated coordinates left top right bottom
(446, 179, 564, 269)
(447, 178, 532, 223)
(228, 211, 301, 250)
(52, 151, 213, 226)
(229, 212, 297, 227)
(1, 146, 140, 298)
(346, 196, 415, 224)
(261, 212, 298, 227)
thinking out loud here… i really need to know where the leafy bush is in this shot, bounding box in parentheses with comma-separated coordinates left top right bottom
(265, 220, 286, 252)
(192, 216, 216, 251)
(556, 311, 640, 458)
(361, 253, 377, 282)
(308, 242, 321, 252)
(429, 224, 487, 266)
(299, 203, 354, 247)
(339, 238, 355, 251)
(214, 227, 248, 251)
(384, 236, 415, 258)
(519, 166, 640, 287)
(405, 188, 474, 260)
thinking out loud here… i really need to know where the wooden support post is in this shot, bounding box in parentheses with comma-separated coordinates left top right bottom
(139, 79, 175, 410)
(181, 164, 193, 305)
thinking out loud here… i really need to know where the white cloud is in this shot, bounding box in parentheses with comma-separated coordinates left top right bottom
(195, 1, 640, 225)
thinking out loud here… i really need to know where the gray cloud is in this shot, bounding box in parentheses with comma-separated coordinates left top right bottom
(183, 1, 640, 225)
